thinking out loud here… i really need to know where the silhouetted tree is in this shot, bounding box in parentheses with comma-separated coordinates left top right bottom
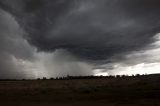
(42, 77, 47, 80)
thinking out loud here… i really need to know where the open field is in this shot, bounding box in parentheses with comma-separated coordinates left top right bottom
(0, 74, 160, 106)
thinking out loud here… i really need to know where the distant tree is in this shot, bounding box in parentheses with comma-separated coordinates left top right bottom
(50, 77, 54, 80)
(136, 74, 140, 77)
(121, 75, 126, 77)
(42, 77, 47, 80)
(116, 75, 121, 78)
(37, 78, 41, 80)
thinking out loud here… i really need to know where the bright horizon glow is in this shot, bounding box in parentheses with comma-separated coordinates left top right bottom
(94, 33, 160, 76)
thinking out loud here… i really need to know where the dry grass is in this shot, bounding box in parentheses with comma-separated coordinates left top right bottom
(0, 75, 160, 106)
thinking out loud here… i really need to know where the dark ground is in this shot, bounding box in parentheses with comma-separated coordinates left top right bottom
(0, 74, 160, 106)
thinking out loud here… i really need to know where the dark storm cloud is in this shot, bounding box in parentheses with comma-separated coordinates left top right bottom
(0, 0, 160, 78)
(0, 9, 36, 79)
(1, 0, 160, 61)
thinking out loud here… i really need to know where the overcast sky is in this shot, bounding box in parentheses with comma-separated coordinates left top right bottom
(0, 0, 160, 79)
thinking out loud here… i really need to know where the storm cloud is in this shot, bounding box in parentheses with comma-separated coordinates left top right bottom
(0, 9, 35, 78)
(0, 0, 160, 78)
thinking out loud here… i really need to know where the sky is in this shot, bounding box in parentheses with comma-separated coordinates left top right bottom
(0, 0, 160, 79)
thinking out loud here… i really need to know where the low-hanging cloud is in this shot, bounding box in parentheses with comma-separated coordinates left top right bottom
(96, 33, 160, 75)
(0, 0, 160, 78)
(2, 0, 160, 61)
(0, 9, 35, 79)
(0, 8, 93, 79)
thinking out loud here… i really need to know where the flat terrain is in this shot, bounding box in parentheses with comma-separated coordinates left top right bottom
(0, 75, 160, 106)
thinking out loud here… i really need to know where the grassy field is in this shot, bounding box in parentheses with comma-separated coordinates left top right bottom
(0, 74, 160, 106)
